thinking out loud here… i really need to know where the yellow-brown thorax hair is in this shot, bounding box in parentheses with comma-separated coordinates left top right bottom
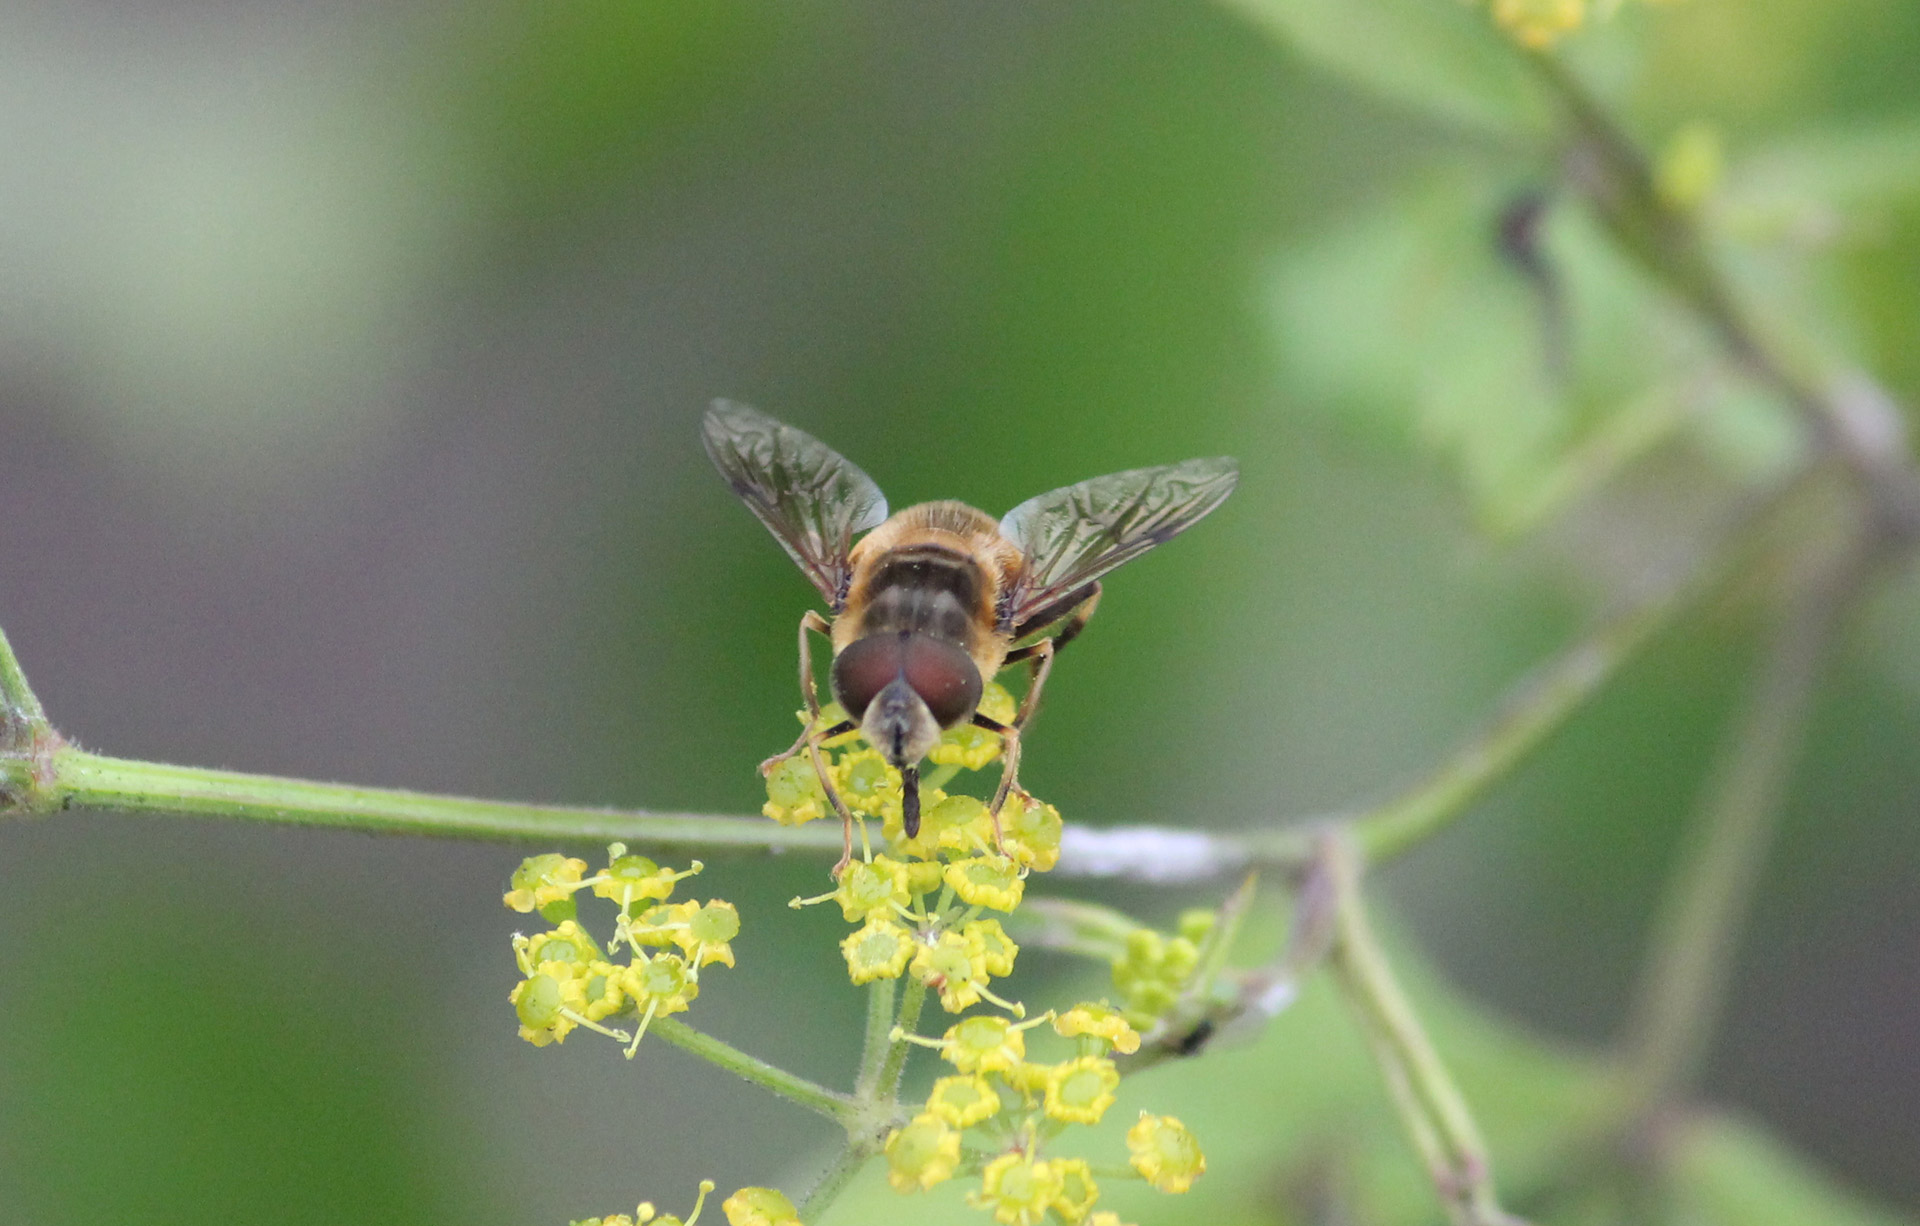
(833, 500, 1025, 682)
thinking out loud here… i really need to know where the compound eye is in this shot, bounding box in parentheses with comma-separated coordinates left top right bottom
(903, 635, 982, 728)
(830, 636, 903, 721)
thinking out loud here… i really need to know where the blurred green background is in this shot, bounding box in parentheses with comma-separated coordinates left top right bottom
(1, 1, 1917, 1223)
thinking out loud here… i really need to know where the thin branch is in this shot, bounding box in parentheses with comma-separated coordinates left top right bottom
(1323, 834, 1529, 1226)
(1619, 537, 1866, 1117)
(648, 1016, 855, 1125)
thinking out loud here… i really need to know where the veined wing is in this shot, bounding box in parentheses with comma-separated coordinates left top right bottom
(999, 456, 1237, 630)
(702, 401, 888, 610)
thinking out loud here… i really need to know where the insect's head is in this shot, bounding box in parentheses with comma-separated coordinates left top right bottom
(831, 632, 982, 768)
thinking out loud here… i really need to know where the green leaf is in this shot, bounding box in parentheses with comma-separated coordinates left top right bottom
(1218, 0, 1548, 136)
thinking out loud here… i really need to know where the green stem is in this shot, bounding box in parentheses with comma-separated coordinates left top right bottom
(1324, 836, 1527, 1226)
(853, 978, 897, 1102)
(0, 623, 46, 737)
(648, 1016, 853, 1124)
(872, 979, 928, 1101)
(28, 747, 843, 853)
(1620, 541, 1862, 1117)
(797, 1141, 874, 1224)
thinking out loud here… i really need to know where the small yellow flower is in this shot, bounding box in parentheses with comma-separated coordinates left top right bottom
(1491, 0, 1585, 47)
(940, 1015, 1027, 1074)
(911, 928, 991, 1013)
(926, 1073, 1002, 1128)
(1053, 1002, 1141, 1055)
(832, 857, 911, 922)
(927, 683, 1016, 770)
(1003, 1060, 1053, 1096)
(591, 849, 698, 909)
(1052, 1158, 1100, 1224)
(720, 1185, 799, 1226)
(1085, 1214, 1134, 1226)
(884, 1114, 961, 1192)
(763, 756, 828, 826)
(1000, 795, 1063, 871)
(623, 954, 699, 1017)
(1126, 1112, 1206, 1193)
(841, 916, 914, 984)
(963, 918, 1017, 978)
(902, 858, 946, 896)
(578, 961, 628, 1022)
(881, 789, 960, 856)
(637, 1178, 715, 1226)
(673, 901, 741, 969)
(511, 967, 584, 1046)
(1043, 1057, 1120, 1125)
(1112, 927, 1199, 1023)
(969, 1153, 1063, 1226)
(944, 855, 1025, 912)
(623, 903, 681, 948)
(833, 750, 899, 817)
(504, 853, 588, 913)
(518, 921, 603, 975)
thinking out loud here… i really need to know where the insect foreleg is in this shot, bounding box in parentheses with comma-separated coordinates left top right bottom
(974, 636, 1057, 855)
(757, 610, 860, 877)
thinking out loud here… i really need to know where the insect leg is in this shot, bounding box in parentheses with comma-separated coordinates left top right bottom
(760, 610, 860, 876)
(974, 636, 1059, 853)
(758, 610, 842, 775)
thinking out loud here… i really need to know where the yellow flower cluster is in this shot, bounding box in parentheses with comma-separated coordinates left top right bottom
(766, 685, 1204, 1223)
(1483, 0, 1682, 49)
(879, 1004, 1205, 1222)
(506, 844, 737, 1053)
(569, 1182, 802, 1226)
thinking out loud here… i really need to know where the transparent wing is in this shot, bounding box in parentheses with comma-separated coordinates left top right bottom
(702, 401, 888, 609)
(999, 456, 1238, 628)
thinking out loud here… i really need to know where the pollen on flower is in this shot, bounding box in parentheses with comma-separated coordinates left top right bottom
(504, 853, 589, 914)
(969, 1153, 1064, 1226)
(885, 1114, 962, 1192)
(841, 915, 914, 983)
(1126, 1112, 1207, 1194)
(720, 1185, 799, 1226)
(1042, 1056, 1120, 1125)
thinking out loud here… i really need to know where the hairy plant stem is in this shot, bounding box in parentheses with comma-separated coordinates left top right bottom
(796, 1140, 875, 1224)
(853, 978, 898, 1101)
(1323, 835, 1528, 1226)
(873, 979, 928, 1102)
(648, 1017, 854, 1125)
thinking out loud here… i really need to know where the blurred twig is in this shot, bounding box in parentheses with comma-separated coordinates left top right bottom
(1619, 470, 1872, 1127)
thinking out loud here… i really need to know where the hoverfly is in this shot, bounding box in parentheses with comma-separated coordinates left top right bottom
(702, 402, 1237, 874)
